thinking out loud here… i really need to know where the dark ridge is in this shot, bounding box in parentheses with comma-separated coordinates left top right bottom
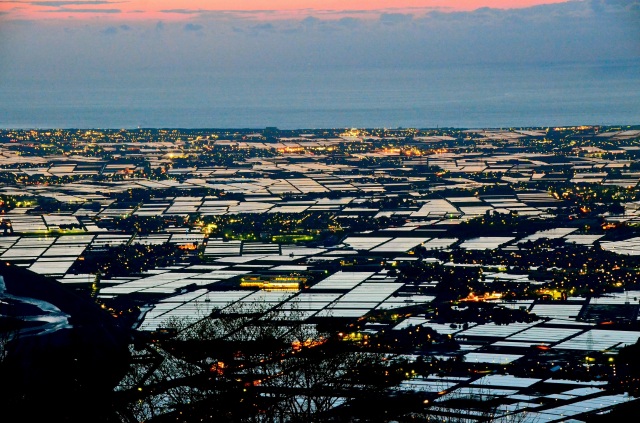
(0, 261, 132, 423)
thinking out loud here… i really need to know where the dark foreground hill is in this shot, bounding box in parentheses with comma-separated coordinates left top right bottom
(0, 261, 131, 423)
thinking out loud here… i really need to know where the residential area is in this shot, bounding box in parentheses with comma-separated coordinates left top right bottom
(2, 125, 640, 422)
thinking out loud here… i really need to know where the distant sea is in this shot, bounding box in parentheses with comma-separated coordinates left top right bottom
(1, 61, 639, 130)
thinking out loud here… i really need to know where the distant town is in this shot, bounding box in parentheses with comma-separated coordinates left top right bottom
(3, 125, 640, 422)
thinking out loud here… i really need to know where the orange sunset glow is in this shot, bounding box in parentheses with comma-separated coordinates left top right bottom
(1, 0, 572, 20)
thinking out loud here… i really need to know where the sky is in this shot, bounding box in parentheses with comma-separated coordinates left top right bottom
(0, 1, 576, 20)
(0, 0, 639, 128)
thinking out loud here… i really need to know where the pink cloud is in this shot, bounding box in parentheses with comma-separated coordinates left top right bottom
(1, 0, 571, 21)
